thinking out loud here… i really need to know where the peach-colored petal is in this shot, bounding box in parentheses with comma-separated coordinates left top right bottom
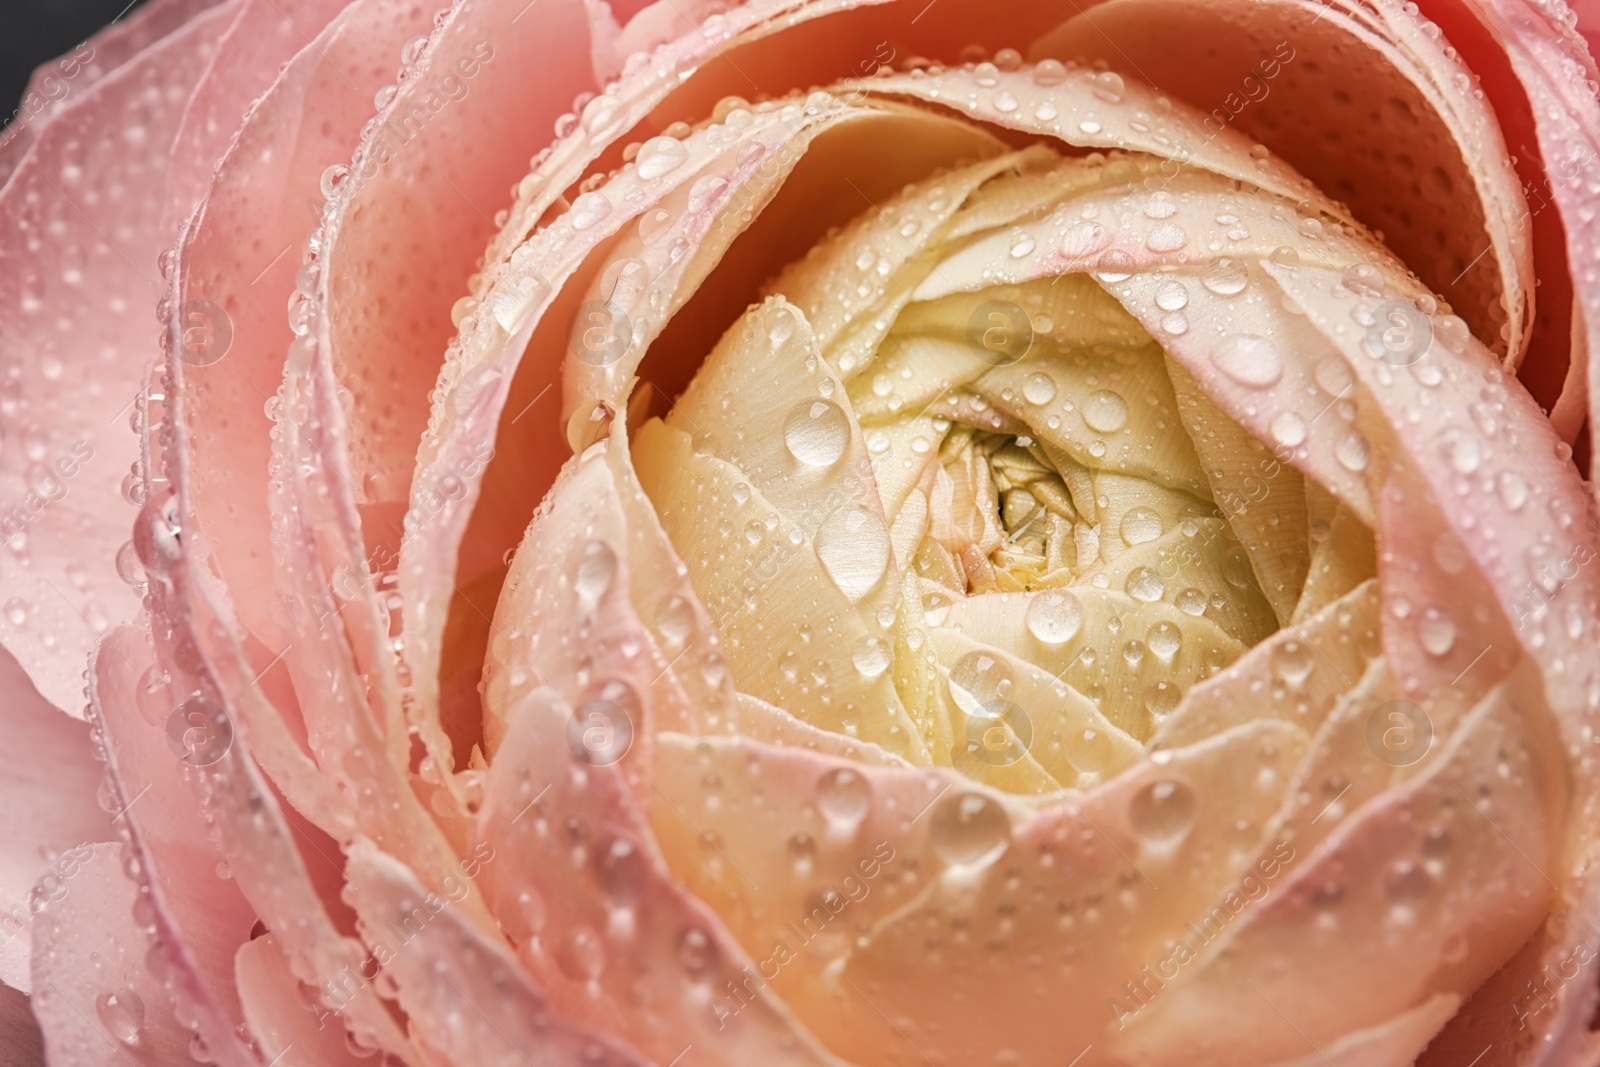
(342, 838, 653, 1067)
(234, 933, 376, 1067)
(0, 648, 113, 992)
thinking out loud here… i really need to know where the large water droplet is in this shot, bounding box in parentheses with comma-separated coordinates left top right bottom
(1212, 335, 1284, 388)
(1418, 609, 1456, 656)
(852, 637, 891, 678)
(930, 792, 1010, 869)
(1201, 258, 1249, 296)
(1128, 778, 1196, 846)
(1126, 566, 1165, 603)
(569, 191, 612, 230)
(784, 399, 850, 467)
(1025, 590, 1084, 644)
(817, 767, 872, 828)
(948, 650, 1014, 715)
(1022, 372, 1057, 405)
(1120, 507, 1163, 545)
(1335, 431, 1371, 472)
(1270, 411, 1308, 448)
(636, 136, 688, 179)
(814, 506, 890, 601)
(1083, 390, 1129, 433)
(575, 540, 617, 610)
(95, 991, 145, 1047)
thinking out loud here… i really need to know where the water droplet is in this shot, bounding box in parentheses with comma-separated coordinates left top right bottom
(1270, 411, 1308, 448)
(1142, 192, 1177, 220)
(1496, 471, 1528, 511)
(1437, 428, 1481, 474)
(1212, 335, 1283, 388)
(677, 926, 718, 976)
(1120, 507, 1163, 546)
(1145, 223, 1188, 253)
(1176, 588, 1207, 615)
(3, 598, 26, 626)
(569, 192, 612, 230)
(784, 399, 850, 467)
(930, 792, 1010, 869)
(1064, 223, 1112, 261)
(575, 540, 617, 610)
(1008, 232, 1036, 258)
(852, 638, 890, 678)
(95, 991, 145, 1047)
(1335, 431, 1371, 472)
(1025, 590, 1084, 644)
(636, 136, 688, 179)
(1128, 778, 1196, 846)
(1154, 281, 1188, 311)
(817, 767, 872, 828)
(1022, 372, 1057, 405)
(1201, 258, 1249, 296)
(948, 651, 1014, 715)
(1082, 390, 1129, 433)
(1126, 566, 1165, 603)
(1032, 60, 1068, 86)
(1144, 680, 1182, 718)
(1273, 641, 1313, 686)
(1418, 609, 1456, 656)
(1146, 621, 1182, 660)
(814, 506, 890, 601)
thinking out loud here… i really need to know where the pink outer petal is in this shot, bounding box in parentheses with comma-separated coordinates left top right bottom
(89, 626, 262, 1067)
(161, 0, 359, 235)
(0, 0, 226, 188)
(29, 843, 193, 1066)
(0, 0, 236, 715)
(175, 0, 437, 655)
(0, 648, 113, 992)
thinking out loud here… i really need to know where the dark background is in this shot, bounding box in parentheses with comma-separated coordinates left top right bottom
(3, 0, 150, 127)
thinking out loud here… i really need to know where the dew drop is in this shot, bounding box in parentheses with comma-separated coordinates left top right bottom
(557, 926, 605, 980)
(575, 540, 617, 610)
(1418, 609, 1456, 656)
(814, 506, 890, 601)
(95, 991, 145, 1047)
(817, 767, 872, 828)
(1126, 566, 1165, 603)
(1008, 232, 1036, 258)
(1270, 411, 1308, 448)
(1119, 507, 1163, 545)
(1201, 257, 1249, 296)
(1022, 372, 1057, 405)
(852, 637, 891, 679)
(1025, 590, 1084, 645)
(569, 191, 612, 230)
(948, 650, 1015, 714)
(1129, 778, 1196, 845)
(636, 136, 689, 179)
(1146, 621, 1182, 660)
(3, 598, 26, 626)
(1212, 335, 1284, 388)
(784, 399, 850, 467)
(930, 792, 1010, 869)
(1335, 431, 1371, 472)
(1082, 390, 1129, 433)
(1154, 281, 1188, 311)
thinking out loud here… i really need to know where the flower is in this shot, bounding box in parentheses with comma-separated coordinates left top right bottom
(4, 0, 1600, 1065)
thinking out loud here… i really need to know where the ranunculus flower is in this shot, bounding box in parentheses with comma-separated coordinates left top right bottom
(6, 0, 1600, 1064)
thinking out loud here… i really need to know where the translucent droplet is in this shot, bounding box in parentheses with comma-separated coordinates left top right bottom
(1418, 609, 1456, 656)
(1082, 390, 1129, 433)
(1128, 778, 1196, 846)
(1020, 591, 1082, 648)
(1146, 621, 1182, 660)
(817, 767, 872, 828)
(852, 638, 890, 678)
(569, 192, 612, 230)
(1126, 566, 1165, 602)
(1201, 258, 1249, 296)
(1008, 232, 1036, 258)
(814, 506, 890, 601)
(1022, 372, 1057, 405)
(1335, 431, 1371, 472)
(1144, 680, 1182, 718)
(1120, 507, 1163, 545)
(636, 136, 689, 179)
(1212, 335, 1284, 388)
(948, 651, 1014, 715)
(783, 399, 850, 468)
(95, 991, 145, 1047)
(1176, 588, 1207, 615)
(1273, 641, 1314, 686)
(575, 540, 617, 610)
(1270, 411, 1308, 448)
(677, 926, 718, 976)
(1032, 60, 1068, 86)
(1145, 223, 1188, 253)
(3, 598, 26, 626)
(1154, 281, 1188, 311)
(557, 926, 605, 980)
(930, 792, 1010, 869)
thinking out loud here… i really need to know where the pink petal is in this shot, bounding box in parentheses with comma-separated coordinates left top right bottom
(0, 981, 44, 1067)
(29, 844, 193, 1065)
(0, 647, 113, 992)
(0, 0, 236, 713)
